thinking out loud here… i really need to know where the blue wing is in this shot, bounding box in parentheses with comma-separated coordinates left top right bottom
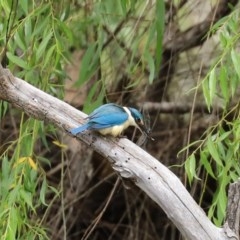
(70, 103, 128, 135)
(89, 103, 125, 118)
(70, 123, 90, 135)
(88, 104, 128, 129)
(88, 112, 128, 129)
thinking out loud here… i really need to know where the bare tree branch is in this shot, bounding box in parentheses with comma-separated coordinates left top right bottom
(141, 101, 222, 114)
(0, 65, 236, 240)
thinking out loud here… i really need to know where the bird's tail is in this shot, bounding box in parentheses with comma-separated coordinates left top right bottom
(70, 124, 89, 135)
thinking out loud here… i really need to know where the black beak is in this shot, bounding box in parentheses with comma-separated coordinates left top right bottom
(137, 120, 155, 141)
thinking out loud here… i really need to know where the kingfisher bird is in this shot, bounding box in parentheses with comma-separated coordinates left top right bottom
(70, 103, 153, 139)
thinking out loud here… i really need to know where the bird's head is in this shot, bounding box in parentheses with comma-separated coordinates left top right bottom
(128, 107, 154, 140)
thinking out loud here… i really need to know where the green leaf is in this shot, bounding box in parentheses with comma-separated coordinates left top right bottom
(6, 52, 30, 70)
(83, 81, 104, 113)
(32, 14, 50, 37)
(155, 0, 165, 72)
(19, 0, 29, 15)
(217, 186, 227, 216)
(217, 141, 226, 159)
(219, 67, 228, 104)
(77, 43, 99, 86)
(218, 129, 231, 141)
(144, 51, 155, 84)
(231, 49, 240, 80)
(0, 100, 8, 119)
(49, 186, 60, 196)
(185, 154, 198, 184)
(202, 78, 211, 111)
(14, 30, 27, 51)
(20, 189, 35, 212)
(120, 0, 127, 15)
(40, 177, 48, 206)
(208, 204, 216, 220)
(200, 152, 216, 179)
(60, 4, 70, 21)
(56, 19, 73, 44)
(1, 0, 11, 14)
(2, 156, 10, 180)
(24, 18, 33, 46)
(229, 170, 239, 181)
(7, 207, 18, 240)
(37, 156, 51, 167)
(219, 32, 227, 48)
(9, 186, 20, 205)
(0, 207, 9, 219)
(43, 45, 56, 69)
(209, 69, 216, 103)
(228, 15, 238, 34)
(211, 16, 228, 33)
(36, 31, 53, 62)
(207, 137, 223, 166)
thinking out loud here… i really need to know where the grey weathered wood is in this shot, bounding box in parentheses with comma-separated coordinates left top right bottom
(0, 65, 234, 239)
(224, 180, 240, 240)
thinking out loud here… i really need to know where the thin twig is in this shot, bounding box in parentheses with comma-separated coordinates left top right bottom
(81, 177, 121, 240)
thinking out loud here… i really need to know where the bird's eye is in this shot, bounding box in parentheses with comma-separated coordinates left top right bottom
(136, 118, 141, 123)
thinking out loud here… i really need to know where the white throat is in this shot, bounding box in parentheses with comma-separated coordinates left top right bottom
(123, 107, 138, 127)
